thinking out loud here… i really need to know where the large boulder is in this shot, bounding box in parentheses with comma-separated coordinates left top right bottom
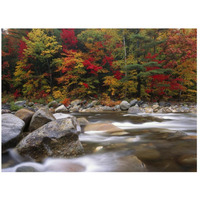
(128, 105, 144, 114)
(120, 101, 130, 111)
(16, 117, 84, 162)
(29, 107, 55, 131)
(15, 108, 34, 127)
(55, 105, 68, 113)
(84, 123, 128, 135)
(2, 114, 25, 151)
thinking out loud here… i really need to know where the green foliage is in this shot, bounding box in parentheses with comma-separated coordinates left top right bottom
(10, 102, 23, 111)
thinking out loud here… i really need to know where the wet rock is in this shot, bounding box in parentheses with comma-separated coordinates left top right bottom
(2, 109, 11, 114)
(86, 100, 98, 108)
(120, 101, 130, 111)
(167, 131, 187, 140)
(159, 101, 166, 107)
(84, 123, 128, 135)
(28, 102, 34, 107)
(69, 105, 80, 112)
(137, 100, 144, 107)
(176, 106, 190, 113)
(152, 104, 159, 110)
(135, 148, 161, 161)
(48, 100, 58, 108)
(130, 99, 138, 107)
(94, 146, 103, 153)
(53, 113, 73, 120)
(29, 107, 55, 131)
(162, 107, 172, 113)
(177, 154, 197, 167)
(16, 166, 39, 172)
(15, 108, 34, 127)
(144, 107, 153, 113)
(117, 155, 147, 172)
(16, 117, 84, 162)
(77, 117, 89, 126)
(2, 104, 11, 110)
(102, 106, 113, 111)
(128, 105, 144, 114)
(71, 99, 82, 106)
(113, 105, 120, 111)
(55, 105, 68, 113)
(141, 103, 148, 108)
(80, 106, 104, 112)
(2, 114, 25, 151)
(14, 100, 26, 107)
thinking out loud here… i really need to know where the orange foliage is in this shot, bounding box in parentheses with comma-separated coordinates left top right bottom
(61, 98, 71, 107)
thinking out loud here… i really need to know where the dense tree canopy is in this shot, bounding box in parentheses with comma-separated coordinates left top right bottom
(2, 28, 197, 103)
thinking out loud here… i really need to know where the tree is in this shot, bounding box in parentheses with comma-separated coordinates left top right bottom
(14, 29, 62, 98)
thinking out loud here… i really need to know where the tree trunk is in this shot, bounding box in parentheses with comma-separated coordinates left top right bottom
(123, 32, 127, 98)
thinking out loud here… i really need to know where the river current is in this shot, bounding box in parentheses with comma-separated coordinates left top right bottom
(2, 112, 197, 172)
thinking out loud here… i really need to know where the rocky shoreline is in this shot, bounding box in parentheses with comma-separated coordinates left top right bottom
(2, 99, 197, 114)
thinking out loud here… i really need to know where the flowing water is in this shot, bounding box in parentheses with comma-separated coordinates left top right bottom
(2, 112, 197, 172)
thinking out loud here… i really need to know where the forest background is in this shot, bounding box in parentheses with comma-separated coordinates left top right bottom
(2, 28, 197, 106)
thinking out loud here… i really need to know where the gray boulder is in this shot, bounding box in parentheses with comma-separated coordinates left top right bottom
(29, 107, 55, 131)
(128, 105, 144, 114)
(16, 117, 84, 162)
(2, 114, 25, 151)
(120, 101, 130, 111)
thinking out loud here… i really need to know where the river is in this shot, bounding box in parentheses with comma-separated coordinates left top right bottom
(2, 112, 197, 172)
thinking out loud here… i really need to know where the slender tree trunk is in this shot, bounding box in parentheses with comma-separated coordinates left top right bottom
(47, 59, 53, 95)
(123, 32, 127, 98)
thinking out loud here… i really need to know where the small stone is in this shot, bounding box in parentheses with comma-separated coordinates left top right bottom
(177, 154, 197, 167)
(55, 105, 68, 113)
(94, 146, 103, 152)
(16, 166, 39, 172)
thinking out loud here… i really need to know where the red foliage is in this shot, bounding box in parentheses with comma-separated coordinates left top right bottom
(18, 40, 27, 59)
(102, 56, 114, 66)
(14, 89, 20, 99)
(60, 29, 78, 50)
(113, 70, 124, 80)
(83, 57, 102, 75)
(83, 83, 89, 88)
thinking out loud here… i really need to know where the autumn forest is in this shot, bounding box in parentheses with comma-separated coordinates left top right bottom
(2, 29, 197, 104)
